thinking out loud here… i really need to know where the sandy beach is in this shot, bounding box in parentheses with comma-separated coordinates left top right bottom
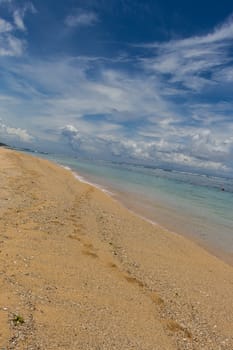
(0, 147, 233, 350)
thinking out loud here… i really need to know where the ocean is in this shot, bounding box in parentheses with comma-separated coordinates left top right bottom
(29, 152, 233, 263)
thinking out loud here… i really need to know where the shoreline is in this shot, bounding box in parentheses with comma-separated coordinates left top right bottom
(116, 192, 233, 267)
(1, 148, 233, 349)
(59, 161, 233, 267)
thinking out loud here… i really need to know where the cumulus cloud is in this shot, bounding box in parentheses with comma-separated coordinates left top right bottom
(159, 152, 228, 172)
(65, 10, 99, 28)
(1, 12, 233, 174)
(0, 120, 33, 142)
(5, 126, 33, 141)
(61, 125, 82, 149)
(2, 51, 233, 173)
(61, 123, 122, 155)
(106, 136, 230, 172)
(60, 124, 230, 173)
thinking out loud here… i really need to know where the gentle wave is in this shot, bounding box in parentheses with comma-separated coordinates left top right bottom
(73, 172, 114, 196)
(60, 164, 114, 196)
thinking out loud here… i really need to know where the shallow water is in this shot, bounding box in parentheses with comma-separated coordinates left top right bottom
(28, 152, 233, 261)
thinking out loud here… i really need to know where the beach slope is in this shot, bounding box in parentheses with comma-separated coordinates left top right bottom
(0, 148, 232, 349)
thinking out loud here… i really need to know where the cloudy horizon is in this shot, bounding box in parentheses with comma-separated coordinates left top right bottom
(0, 0, 233, 176)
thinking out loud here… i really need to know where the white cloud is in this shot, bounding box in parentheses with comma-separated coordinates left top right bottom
(139, 15, 233, 91)
(0, 121, 33, 142)
(1, 52, 233, 173)
(0, 1, 36, 55)
(160, 152, 228, 172)
(13, 2, 36, 31)
(60, 124, 230, 172)
(13, 9, 26, 31)
(0, 18, 13, 32)
(179, 15, 233, 46)
(0, 34, 25, 55)
(5, 126, 33, 142)
(61, 124, 106, 155)
(1, 11, 233, 174)
(0, 16, 25, 55)
(65, 10, 99, 28)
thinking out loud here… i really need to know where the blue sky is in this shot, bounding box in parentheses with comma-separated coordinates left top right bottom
(0, 0, 233, 175)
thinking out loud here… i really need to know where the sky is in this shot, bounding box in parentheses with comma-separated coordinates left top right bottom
(0, 0, 233, 175)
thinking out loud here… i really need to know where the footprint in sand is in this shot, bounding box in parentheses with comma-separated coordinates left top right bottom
(124, 275, 144, 288)
(150, 292, 164, 306)
(82, 250, 98, 258)
(81, 240, 99, 259)
(83, 242, 94, 249)
(162, 319, 192, 339)
(68, 234, 99, 259)
(68, 234, 81, 241)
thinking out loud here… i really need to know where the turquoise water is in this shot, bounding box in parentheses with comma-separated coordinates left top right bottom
(29, 152, 233, 261)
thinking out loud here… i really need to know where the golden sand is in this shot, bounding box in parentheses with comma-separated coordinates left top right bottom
(0, 148, 232, 349)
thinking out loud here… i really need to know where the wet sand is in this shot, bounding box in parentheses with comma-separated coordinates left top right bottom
(0, 148, 233, 349)
(111, 190, 233, 267)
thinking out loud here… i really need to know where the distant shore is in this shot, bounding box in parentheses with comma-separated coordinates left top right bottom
(0, 147, 233, 349)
